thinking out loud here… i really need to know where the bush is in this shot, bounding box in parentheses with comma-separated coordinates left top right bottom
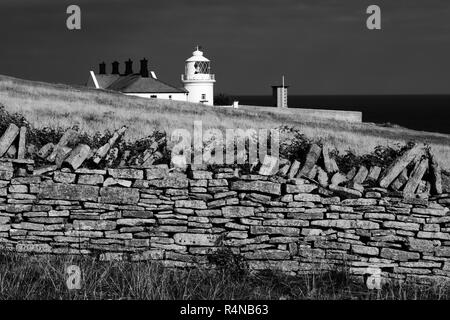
(333, 141, 416, 173)
(214, 93, 233, 106)
(207, 247, 249, 280)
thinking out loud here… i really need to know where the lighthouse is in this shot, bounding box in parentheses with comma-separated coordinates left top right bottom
(182, 46, 216, 106)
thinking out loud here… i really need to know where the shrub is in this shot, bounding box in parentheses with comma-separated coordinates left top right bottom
(207, 247, 249, 280)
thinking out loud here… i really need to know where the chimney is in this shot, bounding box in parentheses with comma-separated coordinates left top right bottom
(99, 62, 106, 75)
(111, 61, 120, 75)
(124, 59, 133, 75)
(140, 58, 149, 77)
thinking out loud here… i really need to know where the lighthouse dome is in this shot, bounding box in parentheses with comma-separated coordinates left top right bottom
(186, 48, 210, 62)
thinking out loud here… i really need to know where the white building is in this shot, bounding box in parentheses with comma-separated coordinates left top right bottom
(87, 58, 188, 102)
(87, 47, 216, 105)
(181, 47, 216, 106)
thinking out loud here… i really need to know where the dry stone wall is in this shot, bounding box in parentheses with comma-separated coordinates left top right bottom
(1, 159, 450, 284)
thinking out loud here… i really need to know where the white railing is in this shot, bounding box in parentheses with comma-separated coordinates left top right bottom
(181, 74, 215, 81)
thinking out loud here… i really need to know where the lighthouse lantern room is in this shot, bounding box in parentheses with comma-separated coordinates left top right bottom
(181, 46, 216, 106)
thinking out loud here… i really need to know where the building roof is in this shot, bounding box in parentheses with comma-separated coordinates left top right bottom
(88, 73, 187, 94)
(186, 49, 210, 62)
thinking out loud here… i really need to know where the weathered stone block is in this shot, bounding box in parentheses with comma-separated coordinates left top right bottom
(285, 184, 317, 194)
(412, 207, 447, 216)
(293, 193, 321, 202)
(263, 219, 308, 227)
(222, 206, 254, 218)
(258, 155, 279, 176)
(54, 171, 76, 184)
(247, 260, 299, 272)
(103, 177, 132, 187)
(417, 231, 450, 240)
(231, 180, 281, 196)
(311, 219, 379, 230)
(196, 209, 222, 217)
(73, 220, 116, 231)
(189, 170, 213, 180)
(173, 233, 219, 246)
(148, 175, 189, 188)
(329, 185, 362, 199)
(383, 221, 420, 231)
(116, 218, 155, 226)
(39, 182, 99, 201)
(78, 174, 104, 185)
(250, 226, 300, 236)
(341, 198, 377, 206)
(100, 187, 139, 204)
(244, 250, 290, 260)
(408, 238, 438, 252)
(16, 243, 52, 253)
(107, 168, 143, 180)
(352, 245, 379, 256)
(145, 165, 169, 180)
(380, 248, 420, 261)
(175, 200, 207, 209)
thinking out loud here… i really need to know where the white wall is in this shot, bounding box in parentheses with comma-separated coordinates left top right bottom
(126, 93, 188, 102)
(183, 82, 214, 106)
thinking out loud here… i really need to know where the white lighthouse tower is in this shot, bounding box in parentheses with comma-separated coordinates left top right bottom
(182, 46, 216, 106)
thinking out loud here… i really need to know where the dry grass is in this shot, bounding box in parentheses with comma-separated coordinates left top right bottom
(1, 251, 450, 300)
(1, 74, 449, 170)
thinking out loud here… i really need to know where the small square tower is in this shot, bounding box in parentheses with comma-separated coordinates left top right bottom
(272, 76, 288, 108)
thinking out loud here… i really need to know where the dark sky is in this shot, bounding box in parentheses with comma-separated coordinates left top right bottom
(1, 0, 450, 95)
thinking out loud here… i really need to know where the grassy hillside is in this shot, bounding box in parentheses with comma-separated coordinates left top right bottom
(1, 74, 450, 170)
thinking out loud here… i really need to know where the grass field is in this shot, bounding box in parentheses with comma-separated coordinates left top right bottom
(1, 251, 449, 300)
(0, 74, 449, 170)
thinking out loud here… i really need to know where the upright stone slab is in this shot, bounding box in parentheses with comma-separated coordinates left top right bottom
(47, 129, 78, 163)
(297, 144, 322, 178)
(391, 168, 408, 191)
(353, 166, 368, 184)
(37, 143, 54, 159)
(322, 144, 338, 174)
(64, 144, 91, 170)
(331, 172, 347, 186)
(367, 166, 381, 182)
(429, 154, 443, 195)
(379, 145, 424, 188)
(259, 155, 279, 176)
(93, 126, 127, 164)
(403, 158, 428, 196)
(17, 126, 27, 159)
(0, 124, 19, 157)
(316, 166, 329, 187)
(287, 160, 301, 179)
(277, 159, 291, 177)
(55, 146, 72, 168)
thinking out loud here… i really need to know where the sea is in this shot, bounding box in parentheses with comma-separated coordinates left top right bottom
(230, 95, 450, 135)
